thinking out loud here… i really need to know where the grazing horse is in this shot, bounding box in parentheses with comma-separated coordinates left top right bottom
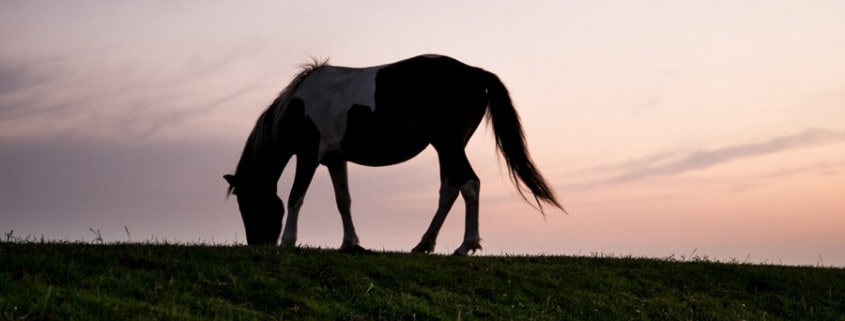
(224, 54, 562, 255)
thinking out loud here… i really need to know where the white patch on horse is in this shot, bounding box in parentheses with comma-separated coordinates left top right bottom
(293, 65, 382, 159)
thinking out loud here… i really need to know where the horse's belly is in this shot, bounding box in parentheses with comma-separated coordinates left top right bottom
(340, 104, 430, 166)
(341, 125, 430, 166)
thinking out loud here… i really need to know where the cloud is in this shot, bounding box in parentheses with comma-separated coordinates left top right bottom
(727, 161, 844, 192)
(583, 128, 845, 187)
(0, 64, 40, 95)
(0, 43, 272, 143)
(576, 151, 678, 175)
(632, 96, 662, 115)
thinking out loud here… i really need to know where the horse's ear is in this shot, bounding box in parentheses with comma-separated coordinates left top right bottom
(224, 174, 237, 185)
(223, 174, 237, 195)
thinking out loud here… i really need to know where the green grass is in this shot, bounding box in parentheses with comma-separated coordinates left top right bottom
(1, 242, 843, 320)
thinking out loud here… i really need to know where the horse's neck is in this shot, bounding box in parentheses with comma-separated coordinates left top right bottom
(235, 142, 292, 189)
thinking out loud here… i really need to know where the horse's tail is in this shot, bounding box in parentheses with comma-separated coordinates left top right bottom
(482, 70, 564, 214)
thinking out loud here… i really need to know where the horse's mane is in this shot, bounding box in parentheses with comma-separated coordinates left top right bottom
(250, 58, 330, 160)
(230, 58, 329, 194)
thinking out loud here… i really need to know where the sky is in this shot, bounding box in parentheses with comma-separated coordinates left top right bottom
(2, 1, 844, 266)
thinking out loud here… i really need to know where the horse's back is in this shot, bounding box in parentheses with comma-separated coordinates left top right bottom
(291, 55, 489, 166)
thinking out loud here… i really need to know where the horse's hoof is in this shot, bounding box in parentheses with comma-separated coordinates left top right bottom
(452, 242, 482, 256)
(411, 241, 435, 254)
(339, 244, 372, 254)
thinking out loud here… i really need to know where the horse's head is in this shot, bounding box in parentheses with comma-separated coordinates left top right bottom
(224, 174, 284, 245)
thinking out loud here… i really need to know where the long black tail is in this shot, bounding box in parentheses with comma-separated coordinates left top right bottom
(483, 70, 563, 214)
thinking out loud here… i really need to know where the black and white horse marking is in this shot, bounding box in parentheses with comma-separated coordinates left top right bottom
(225, 54, 562, 255)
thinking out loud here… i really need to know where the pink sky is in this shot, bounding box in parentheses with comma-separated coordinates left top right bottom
(2, 1, 844, 266)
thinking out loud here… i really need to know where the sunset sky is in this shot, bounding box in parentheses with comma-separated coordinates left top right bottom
(2, 1, 843, 266)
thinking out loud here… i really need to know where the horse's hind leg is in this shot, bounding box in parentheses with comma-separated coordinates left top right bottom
(446, 149, 482, 256)
(412, 177, 460, 253)
(454, 178, 481, 255)
(413, 147, 481, 255)
(325, 158, 364, 252)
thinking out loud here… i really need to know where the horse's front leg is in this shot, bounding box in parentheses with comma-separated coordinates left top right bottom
(325, 158, 365, 252)
(281, 158, 318, 247)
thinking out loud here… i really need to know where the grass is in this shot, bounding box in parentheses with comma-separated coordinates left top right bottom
(1, 242, 843, 320)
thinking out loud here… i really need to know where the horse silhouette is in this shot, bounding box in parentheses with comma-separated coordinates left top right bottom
(225, 54, 561, 255)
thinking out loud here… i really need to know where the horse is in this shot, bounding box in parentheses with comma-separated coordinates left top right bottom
(224, 54, 562, 255)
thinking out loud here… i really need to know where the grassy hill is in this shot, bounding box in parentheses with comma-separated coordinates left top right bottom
(1, 242, 843, 320)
